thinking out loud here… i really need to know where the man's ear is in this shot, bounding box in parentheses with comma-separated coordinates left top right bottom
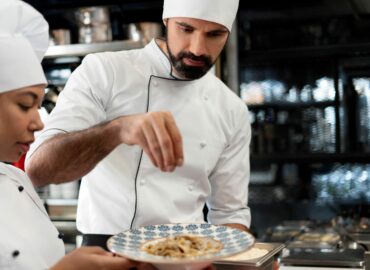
(163, 18, 168, 27)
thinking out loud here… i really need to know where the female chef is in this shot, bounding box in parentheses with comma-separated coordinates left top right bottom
(0, 1, 155, 269)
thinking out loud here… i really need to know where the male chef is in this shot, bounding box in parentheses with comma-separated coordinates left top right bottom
(26, 0, 251, 248)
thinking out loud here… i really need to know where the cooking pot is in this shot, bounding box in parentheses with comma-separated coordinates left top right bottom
(127, 22, 163, 44)
(75, 7, 112, 43)
(75, 7, 110, 26)
(138, 22, 163, 43)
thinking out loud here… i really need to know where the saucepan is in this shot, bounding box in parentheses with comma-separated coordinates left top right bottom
(127, 22, 163, 44)
(75, 6, 112, 43)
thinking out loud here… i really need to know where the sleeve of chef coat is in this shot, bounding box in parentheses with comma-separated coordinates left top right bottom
(207, 105, 251, 228)
(27, 53, 113, 157)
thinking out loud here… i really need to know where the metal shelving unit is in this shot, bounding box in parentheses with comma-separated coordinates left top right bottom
(240, 43, 370, 160)
(240, 43, 370, 62)
(248, 101, 336, 111)
(235, 15, 370, 234)
(251, 153, 370, 164)
(45, 40, 144, 58)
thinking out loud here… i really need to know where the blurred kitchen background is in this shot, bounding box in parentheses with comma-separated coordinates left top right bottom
(22, 0, 370, 266)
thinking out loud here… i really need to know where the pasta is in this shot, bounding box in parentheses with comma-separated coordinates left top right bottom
(142, 235, 223, 258)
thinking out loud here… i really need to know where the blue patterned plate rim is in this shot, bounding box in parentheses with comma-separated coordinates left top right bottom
(107, 223, 255, 264)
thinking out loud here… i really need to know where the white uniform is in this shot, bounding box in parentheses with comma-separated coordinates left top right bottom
(28, 39, 251, 234)
(0, 163, 65, 270)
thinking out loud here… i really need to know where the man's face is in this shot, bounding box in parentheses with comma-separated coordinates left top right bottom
(165, 17, 229, 80)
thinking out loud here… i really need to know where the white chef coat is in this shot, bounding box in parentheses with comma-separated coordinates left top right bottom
(27, 39, 251, 234)
(0, 163, 65, 270)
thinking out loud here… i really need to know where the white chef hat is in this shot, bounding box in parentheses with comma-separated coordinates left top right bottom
(0, 0, 49, 93)
(162, 0, 239, 31)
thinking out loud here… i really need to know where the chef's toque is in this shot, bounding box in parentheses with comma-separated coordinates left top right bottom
(0, 0, 49, 93)
(162, 0, 239, 31)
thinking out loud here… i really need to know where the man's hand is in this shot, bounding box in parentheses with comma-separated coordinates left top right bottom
(26, 111, 184, 186)
(115, 111, 184, 172)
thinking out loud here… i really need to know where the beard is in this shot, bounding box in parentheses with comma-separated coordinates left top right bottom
(166, 41, 214, 80)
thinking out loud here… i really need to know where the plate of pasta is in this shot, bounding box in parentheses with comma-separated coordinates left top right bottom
(107, 223, 255, 270)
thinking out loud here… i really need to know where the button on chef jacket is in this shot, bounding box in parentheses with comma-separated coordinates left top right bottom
(0, 163, 65, 269)
(28, 39, 252, 234)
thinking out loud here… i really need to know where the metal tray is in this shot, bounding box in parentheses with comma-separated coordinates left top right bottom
(347, 226, 370, 234)
(214, 242, 285, 268)
(281, 248, 365, 267)
(349, 233, 370, 250)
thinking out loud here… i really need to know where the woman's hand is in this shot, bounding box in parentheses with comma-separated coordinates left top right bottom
(50, 246, 156, 270)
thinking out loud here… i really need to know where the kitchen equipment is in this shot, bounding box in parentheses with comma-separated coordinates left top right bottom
(76, 7, 109, 25)
(75, 7, 112, 44)
(78, 25, 112, 44)
(43, 85, 63, 113)
(347, 218, 370, 234)
(263, 225, 306, 243)
(126, 22, 163, 43)
(286, 227, 341, 251)
(348, 233, 370, 251)
(214, 242, 285, 270)
(355, 78, 370, 152)
(46, 199, 78, 220)
(50, 29, 71, 45)
(281, 248, 365, 268)
(48, 181, 79, 200)
(287, 234, 340, 251)
(127, 23, 142, 41)
(138, 22, 163, 43)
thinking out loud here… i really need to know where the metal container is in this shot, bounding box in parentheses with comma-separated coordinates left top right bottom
(287, 231, 341, 251)
(75, 7, 110, 26)
(349, 233, 370, 250)
(127, 23, 142, 41)
(214, 243, 285, 270)
(264, 225, 305, 243)
(51, 29, 71, 45)
(78, 24, 112, 44)
(127, 22, 163, 44)
(281, 248, 365, 268)
(75, 7, 112, 43)
(139, 22, 162, 43)
(46, 198, 78, 220)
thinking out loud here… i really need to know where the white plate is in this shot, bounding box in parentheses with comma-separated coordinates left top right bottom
(107, 223, 255, 270)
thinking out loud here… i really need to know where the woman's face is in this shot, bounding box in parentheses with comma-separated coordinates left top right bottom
(0, 85, 44, 162)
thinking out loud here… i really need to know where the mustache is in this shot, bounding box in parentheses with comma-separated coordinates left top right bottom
(177, 51, 212, 66)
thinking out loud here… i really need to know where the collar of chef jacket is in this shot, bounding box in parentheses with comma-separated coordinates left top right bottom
(0, 162, 48, 216)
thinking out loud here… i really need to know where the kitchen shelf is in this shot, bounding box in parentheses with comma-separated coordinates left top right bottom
(251, 153, 370, 164)
(34, 0, 163, 10)
(45, 199, 78, 221)
(45, 198, 78, 206)
(240, 43, 370, 62)
(247, 101, 336, 110)
(44, 40, 144, 58)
